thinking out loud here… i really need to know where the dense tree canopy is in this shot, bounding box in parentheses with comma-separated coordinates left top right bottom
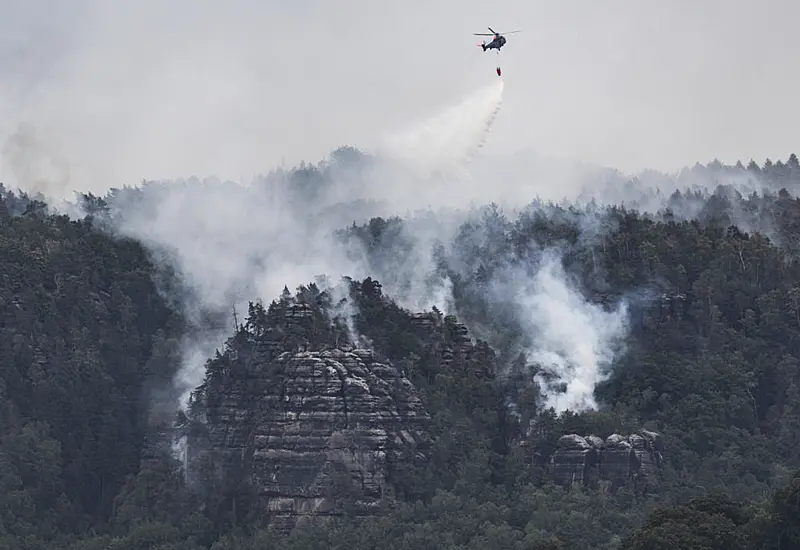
(2, 154, 800, 548)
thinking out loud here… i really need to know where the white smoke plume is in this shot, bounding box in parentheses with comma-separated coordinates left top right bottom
(102, 178, 364, 409)
(420, 200, 631, 414)
(323, 275, 364, 347)
(514, 252, 629, 412)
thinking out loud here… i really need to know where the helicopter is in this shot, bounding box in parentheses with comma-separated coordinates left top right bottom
(474, 27, 521, 52)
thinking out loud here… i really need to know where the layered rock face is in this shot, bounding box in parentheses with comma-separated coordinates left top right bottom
(185, 297, 432, 531)
(254, 348, 430, 529)
(548, 430, 664, 491)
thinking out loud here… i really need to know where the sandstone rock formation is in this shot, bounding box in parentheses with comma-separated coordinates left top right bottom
(548, 430, 664, 492)
(184, 292, 432, 532)
(178, 278, 666, 533)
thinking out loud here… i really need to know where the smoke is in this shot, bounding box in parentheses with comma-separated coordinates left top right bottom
(1, 123, 71, 201)
(102, 178, 363, 409)
(408, 201, 632, 414)
(513, 252, 629, 412)
(323, 275, 363, 347)
(78, 138, 785, 419)
(2, 2, 790, 424)
(62, 75, 506, 413)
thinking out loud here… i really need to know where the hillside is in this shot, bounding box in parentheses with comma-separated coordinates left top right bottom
(1, 155, 800, 549)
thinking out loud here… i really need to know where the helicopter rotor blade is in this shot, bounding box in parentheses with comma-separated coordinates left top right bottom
(488, 27, 496, 33)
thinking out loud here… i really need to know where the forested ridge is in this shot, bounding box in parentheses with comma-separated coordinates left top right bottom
(3, 155, 800, 549)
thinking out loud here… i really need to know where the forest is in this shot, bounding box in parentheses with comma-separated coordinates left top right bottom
(2, 154, 800, 549)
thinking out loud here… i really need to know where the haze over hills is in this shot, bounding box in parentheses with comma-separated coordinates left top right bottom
(4, 64, 800, 438)
(8, 77, 790, 419)
(3, 2, 800, 548)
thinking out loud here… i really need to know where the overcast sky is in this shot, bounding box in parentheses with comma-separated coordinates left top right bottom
(1, 0, 798, 192)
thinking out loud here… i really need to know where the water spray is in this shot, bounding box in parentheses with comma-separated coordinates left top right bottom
(377, 78, 505, 180)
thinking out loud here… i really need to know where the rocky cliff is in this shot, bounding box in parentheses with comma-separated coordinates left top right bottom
(547, 430, 665, 492)
(183, 283, 433, 531)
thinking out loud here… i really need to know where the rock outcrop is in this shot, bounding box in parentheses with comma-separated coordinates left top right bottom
(548, 430, 664, 492)
(184, 292, 432, 532)
(179, 278, 666, 533)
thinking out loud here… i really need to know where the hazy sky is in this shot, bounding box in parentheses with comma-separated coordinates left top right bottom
(1, 0, 798, 192)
